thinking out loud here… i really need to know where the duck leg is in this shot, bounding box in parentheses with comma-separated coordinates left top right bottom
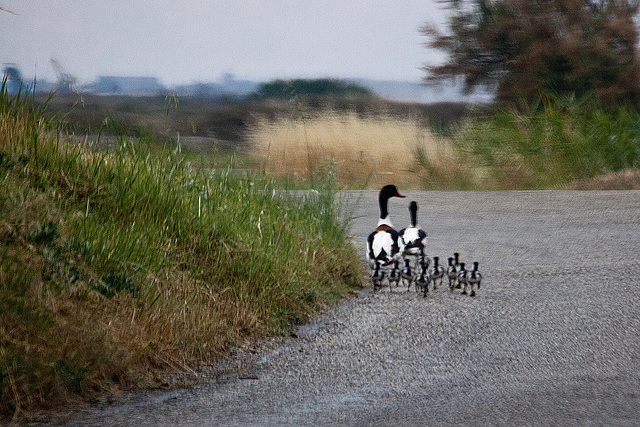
(400, 259, 412, 289)
(371, 263, 385, 292)
(422, 278, 429, 297)
(387, 261, 400, 291)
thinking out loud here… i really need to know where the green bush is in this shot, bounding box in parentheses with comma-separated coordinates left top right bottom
(456, 94, 640, 188)
(253, 78, 375, 99)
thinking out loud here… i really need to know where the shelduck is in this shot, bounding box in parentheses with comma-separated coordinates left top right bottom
(400, 258, 413, 288)
(409, 256, 430, 292)
(366, 185, 406, 290)
(458, 262, 468, 295)
(446, 257, 457, 291)
(415, 259, 432, 297)
(430, 256, 445, 289)
(399, 201, 428, 260)
(453, 252, 462, 289)
(388, 264, 401, 288)
(370, 263, 385, 291)
(467, 262, 483, 297)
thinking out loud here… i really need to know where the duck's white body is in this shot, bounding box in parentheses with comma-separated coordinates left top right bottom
(401, 227, 427, 256)
(367, 218, 404, 267)
(366, 185, 405, 268)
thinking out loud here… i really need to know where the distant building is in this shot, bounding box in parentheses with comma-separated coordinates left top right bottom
(174, 82, 226, 98)
(174, 74, 259, 98)
(83, 76, 165, 96)
(2, 64, 24, 95)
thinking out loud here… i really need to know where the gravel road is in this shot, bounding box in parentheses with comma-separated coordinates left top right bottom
(55, 191, 640, 426)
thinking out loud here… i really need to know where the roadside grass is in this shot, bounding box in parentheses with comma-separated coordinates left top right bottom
(0, 83, 363, 420)
(247, 110, 472, 189)
(454, 95, 640, 189)
(570, 168, 640, 190)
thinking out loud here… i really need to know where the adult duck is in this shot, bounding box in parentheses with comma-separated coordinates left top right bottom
(399, 201, 428, 260)
(366, 185, 406, 273)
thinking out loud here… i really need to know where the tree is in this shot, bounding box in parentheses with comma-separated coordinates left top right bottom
(253, 79, 374, 99)
(423, 0, 640, 104)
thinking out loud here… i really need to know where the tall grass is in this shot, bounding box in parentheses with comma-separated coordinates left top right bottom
(455, 95, 640, 189)
(0, 82, 363, 420)
(247, 110, 467, 188)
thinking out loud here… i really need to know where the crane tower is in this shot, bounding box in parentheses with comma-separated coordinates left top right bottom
(50, 58, 77, 94)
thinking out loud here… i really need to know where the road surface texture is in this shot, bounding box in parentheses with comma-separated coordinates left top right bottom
(53, 191, 640, 426)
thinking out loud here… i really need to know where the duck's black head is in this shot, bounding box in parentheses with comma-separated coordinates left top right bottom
(379, 185, 405, 201)
(378, 185, 405, 219)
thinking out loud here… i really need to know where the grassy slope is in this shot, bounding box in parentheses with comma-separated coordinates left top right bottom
(0, 88, 363, 420)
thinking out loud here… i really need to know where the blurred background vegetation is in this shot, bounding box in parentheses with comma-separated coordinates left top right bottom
(424, 0, 640, 105)
(418, 0, 640, 189)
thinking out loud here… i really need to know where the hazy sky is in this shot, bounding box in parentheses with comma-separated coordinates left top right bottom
(1, 1, 450, 86)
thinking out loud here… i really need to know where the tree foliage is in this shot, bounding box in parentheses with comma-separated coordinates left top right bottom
(423, 0, 640, 104)
(253, 78, 374, 100)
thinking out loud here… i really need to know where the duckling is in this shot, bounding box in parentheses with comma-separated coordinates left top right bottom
(446, 257, 457, 291)
(467, 262, 483, 297)
(370, 262, 386, 291)
(388, 261, 401, 288)
(410, 256, 430, 292)
(366, 185, 406, 291)
(453, 252, 462, 289)
(458, 262, 469, 295)
(415, 260, 432, 297)
(430, 256, 445, 290)
(400, 258, 413, 288)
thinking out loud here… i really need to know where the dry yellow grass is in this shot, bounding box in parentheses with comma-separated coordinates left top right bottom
(570, 168, 640, 190)
(247, 111, 463, 188)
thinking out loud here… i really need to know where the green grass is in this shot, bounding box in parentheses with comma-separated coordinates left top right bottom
(455, 94, 640, 189)
(0, 81, 363, 420)
(28, 89, 640, 191)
